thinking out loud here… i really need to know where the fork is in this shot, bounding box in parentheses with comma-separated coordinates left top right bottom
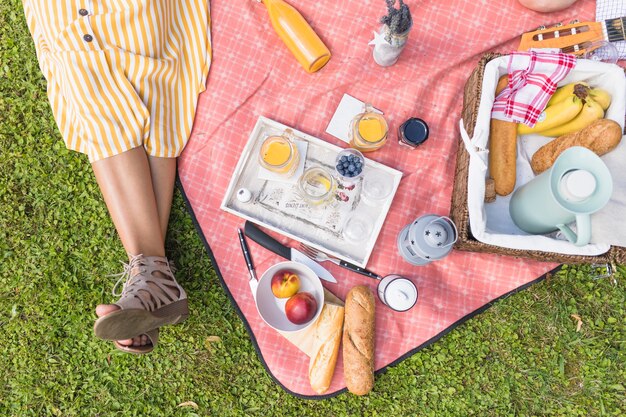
(298, 243, 381, 280)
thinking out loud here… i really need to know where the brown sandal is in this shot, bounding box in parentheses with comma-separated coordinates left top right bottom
(113, 328, 159, 354)
(94, 254, 188, 341)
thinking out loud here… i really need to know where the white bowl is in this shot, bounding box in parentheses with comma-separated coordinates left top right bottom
(255, 261, 324, 332)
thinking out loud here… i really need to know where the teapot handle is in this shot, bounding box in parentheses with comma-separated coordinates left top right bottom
(557, 214, 591, 247)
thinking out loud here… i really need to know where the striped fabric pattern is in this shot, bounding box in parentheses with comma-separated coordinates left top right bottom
(23, 1, 212, 162)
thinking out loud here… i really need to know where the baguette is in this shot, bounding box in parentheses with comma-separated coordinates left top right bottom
(308, 302, 344, 394)
(495, 74, 509, 96)
(484, 177, 496, 203)
(342, 285, 375, 396)
(489, 75, 518, 196)
(531, 119, 622, 174)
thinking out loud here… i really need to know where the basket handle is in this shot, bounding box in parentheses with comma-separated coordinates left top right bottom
(459, 119, 488, 171)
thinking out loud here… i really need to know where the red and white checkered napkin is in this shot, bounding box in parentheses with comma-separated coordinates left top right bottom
(491, 50, 576, 127)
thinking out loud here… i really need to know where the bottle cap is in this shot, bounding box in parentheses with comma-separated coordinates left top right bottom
(378, 276, 418, 312)
(560, 170, 596, 202)
(236, 188, 253, 203)
(399, 118, 429, 148)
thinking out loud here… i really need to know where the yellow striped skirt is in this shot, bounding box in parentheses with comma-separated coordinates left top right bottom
(23, 1, 212, 162)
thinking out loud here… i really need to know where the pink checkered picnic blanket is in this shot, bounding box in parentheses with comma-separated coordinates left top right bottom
(178, 0, 599, 398)
(491, 51, 576, 126)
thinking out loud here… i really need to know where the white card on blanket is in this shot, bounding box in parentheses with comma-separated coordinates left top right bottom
(325, 93, 383, 143)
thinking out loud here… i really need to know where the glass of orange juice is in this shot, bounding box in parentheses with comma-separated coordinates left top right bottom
(349, 104, 389, 152)
(258, 131, 300, 177)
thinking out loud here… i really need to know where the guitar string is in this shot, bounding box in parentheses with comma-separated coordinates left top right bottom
(528, 16, 625, 53)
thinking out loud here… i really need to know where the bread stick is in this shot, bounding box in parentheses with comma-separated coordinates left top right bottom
(308, 302, 344, 394)
(489, 75, 517, 196)
(342, 286, 375, 396)
(531, 119, 622, 174)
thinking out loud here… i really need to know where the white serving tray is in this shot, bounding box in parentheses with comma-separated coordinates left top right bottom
(221, 116, 403, 267)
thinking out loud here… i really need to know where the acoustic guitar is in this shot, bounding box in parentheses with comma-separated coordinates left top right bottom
(518, 16, 625, 55)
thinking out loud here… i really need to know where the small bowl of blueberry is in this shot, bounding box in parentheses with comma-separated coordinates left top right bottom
(334, 148, 365, 183)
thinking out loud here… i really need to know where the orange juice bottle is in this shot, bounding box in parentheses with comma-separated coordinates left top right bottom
(259, 0, 331, 73)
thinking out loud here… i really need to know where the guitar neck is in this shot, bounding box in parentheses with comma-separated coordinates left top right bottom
(518, 17, 625, 55)
(605, 16, 626, 43)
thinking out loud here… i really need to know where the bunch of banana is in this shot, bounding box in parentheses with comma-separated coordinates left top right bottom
(518, 83, 611, 137)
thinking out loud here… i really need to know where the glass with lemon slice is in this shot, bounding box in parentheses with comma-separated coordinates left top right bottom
(297, 167, 336, 206)
(349, 104, 389, 152)
(258, 132, 300, 177)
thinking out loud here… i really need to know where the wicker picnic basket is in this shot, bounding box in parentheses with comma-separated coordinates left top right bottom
(450, 53, 626, 265)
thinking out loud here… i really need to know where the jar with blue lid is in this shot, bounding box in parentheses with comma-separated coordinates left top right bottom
(398, 117, 429, 149)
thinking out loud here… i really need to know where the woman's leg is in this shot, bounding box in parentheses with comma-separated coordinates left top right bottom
(147, 156, 177, 239)
(92, 147, 179, 347)
(91, 147, 165, 256)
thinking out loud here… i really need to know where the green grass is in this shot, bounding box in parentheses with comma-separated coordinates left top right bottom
(1, 1, 625, 415)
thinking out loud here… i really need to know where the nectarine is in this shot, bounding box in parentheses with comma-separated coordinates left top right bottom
(285, 292, 317, 324)
(271, 270, 300, 298)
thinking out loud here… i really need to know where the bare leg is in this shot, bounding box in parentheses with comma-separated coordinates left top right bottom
(91, 147, 165, 256)
(147, 156, 177, 238)
(92, 147, 178, 348)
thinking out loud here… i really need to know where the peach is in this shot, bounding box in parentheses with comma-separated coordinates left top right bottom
(285, 292, 317, 324)
(270, 270, 300, 298)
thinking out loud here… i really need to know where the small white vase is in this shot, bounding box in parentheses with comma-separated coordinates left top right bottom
(372, 23, 412, 67)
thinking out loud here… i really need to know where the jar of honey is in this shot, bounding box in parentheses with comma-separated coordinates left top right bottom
(258, 132, 300, 177)
(349, 104, 389, 153)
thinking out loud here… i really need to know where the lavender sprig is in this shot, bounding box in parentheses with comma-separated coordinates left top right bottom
(380, 0, 412, 41)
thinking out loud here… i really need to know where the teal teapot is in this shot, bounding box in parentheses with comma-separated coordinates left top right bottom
(509, 147, 612, 246)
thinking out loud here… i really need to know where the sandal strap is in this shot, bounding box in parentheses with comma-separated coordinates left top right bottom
(111, 254, 186, 312)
